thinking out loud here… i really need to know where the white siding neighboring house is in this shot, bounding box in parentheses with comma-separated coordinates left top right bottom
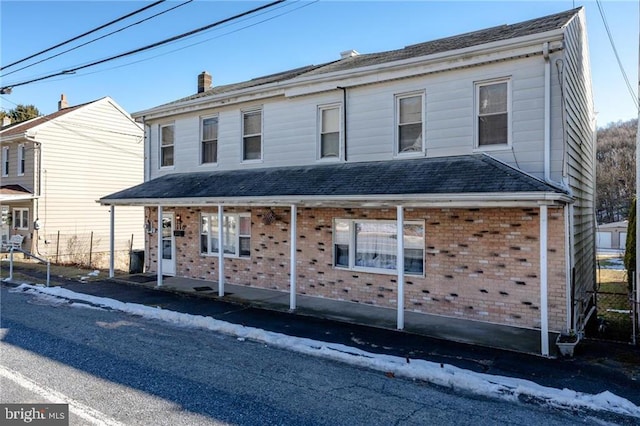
(102, 8, 596, 356)
(596, 221, 628, 251)
(0, 95, 144, 269)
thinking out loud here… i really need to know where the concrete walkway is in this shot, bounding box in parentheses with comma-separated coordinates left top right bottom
(114, 273, 554, 357)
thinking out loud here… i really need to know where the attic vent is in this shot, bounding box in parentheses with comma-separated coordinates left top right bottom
(340, 50, 360, 59)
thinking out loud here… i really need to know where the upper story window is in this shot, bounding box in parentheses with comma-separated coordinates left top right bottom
(476, 79, 510, 147)
(17, 144, 25, 175)
(160, 124, 175, 168)
(201, 116, 218, 164)
(318, 105, 341, 160)
(1, 147, 8, 176)
(396, 92, 424, 155)
(242, 109, 262, 161)
(13, 208, 29, 230)
(200, 212, 251, 258)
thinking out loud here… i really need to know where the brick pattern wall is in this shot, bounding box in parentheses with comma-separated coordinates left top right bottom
(145, 206, 567, 331)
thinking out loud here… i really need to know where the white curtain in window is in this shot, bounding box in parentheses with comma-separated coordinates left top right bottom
(355, 222, 397, 270)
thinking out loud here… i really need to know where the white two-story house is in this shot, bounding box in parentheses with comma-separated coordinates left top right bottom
(101, 8, 596, 356)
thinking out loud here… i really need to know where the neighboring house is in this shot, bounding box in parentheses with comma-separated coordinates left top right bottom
(1, 95, 144, 268)
(596, 221, 628, 251)
(101, 8, 596, 356)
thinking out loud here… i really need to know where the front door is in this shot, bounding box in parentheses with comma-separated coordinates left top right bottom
(161, 213, 176, 276)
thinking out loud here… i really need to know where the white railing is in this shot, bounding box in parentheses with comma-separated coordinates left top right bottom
(6, 247, 50, 287)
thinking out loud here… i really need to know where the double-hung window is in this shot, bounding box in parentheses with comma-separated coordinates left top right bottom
(2, 146, 9, 176)
(396, 92, 424, 154)
(242, 109, 262, 161)
(160, 124, 174, 167)
(201, 212, 251, 258)
(201, 116, 218, 164)
(476, 79, 510, 147)
(17, 144, 25, 175)
(334, 219, 424, 275)
(13, 208, 29, 230)
(318, 105, 341, 160)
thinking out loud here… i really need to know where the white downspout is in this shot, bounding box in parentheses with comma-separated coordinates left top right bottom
(543, 42, 551, 182)
(218, 204, 224, 297)
(290, 204, 297, 311)
(396, 205, 405, 330)
(564, 205, 573, 332)
(109, 206, 115, 278)
(540, 204, 549, 356)
(157, 205, 163, 287)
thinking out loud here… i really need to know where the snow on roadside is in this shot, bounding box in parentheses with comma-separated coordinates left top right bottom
(10, 283, 640, 419)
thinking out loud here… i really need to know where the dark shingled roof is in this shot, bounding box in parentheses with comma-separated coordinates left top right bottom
(160, 8, 579, 107)
(101, 154, 568, 204)
(0, 184, 32, 195)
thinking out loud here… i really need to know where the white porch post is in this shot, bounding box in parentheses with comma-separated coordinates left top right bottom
(109, 205, 115, 278)
(540, 205, 549, 356)
(157, 205, 163, 287)
(218, 204, 224, 297)
(397, 205, 405, 330)
(290, 204, 297, 311)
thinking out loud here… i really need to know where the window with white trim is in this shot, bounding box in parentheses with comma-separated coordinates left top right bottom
(396, 93, 424, 154)
(160, 124, 174, 167)
(201, 116, 218, 164)
(334, 219, 424, 275)
(2, 146, 9, 176)
(242, 109, 262, 161)
(476, 79, 510, 146)
(318, 105, 341, 160)
(201, 212, 251, 258)
(17, 144, 25, 175)
(13, 208, 29, 230)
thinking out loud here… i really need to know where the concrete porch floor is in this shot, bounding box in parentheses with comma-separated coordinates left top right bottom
(113, 273, 559, 357)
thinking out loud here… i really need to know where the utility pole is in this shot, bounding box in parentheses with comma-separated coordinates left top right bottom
(636, 0, 640, 344)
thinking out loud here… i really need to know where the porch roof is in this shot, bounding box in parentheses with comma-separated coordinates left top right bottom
(100, 154, 572, 208)
(0, 184, 34, 202)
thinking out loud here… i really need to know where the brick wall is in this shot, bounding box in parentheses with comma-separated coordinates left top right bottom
(145, 205, 567, 331)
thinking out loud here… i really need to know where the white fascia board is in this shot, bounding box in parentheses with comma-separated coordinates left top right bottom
(0, 133, 28, 144)
(99, 191, 572, 208)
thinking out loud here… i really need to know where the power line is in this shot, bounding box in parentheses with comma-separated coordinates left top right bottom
(1, 0, 194, 79)
(0, 1, 166, 72)
(0, 0, 286, 93)
(596, 0, 639, 111)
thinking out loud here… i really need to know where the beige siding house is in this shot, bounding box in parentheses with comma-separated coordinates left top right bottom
(102, 8, 596, 356)
(1, 95, 144, 269)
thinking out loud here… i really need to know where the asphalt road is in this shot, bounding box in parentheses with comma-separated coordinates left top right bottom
(0, 286, 630, 425)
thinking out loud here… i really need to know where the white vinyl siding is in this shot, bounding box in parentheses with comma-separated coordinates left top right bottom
(17, 144, 25, 175)
(201, 212, 251, 258)
(2, 146, 9, 176)
(318, 104, 341, 160)
(201, 116, 218, 164)
(160, 124, 174, 168)
(475, 79, 510, 147)
(242, 109, 262, 162)
(396, 92, 424, 155)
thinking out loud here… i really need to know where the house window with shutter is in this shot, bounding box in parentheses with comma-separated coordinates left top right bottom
(1, 147, 8, 176)
(18, 144, 25, 175)
(160, 124, 175, 167)
(396, 92, 425, 155)
(242, 109, 262, 161)
(201, 116, 218, 164)
(476, 79, 510, 147)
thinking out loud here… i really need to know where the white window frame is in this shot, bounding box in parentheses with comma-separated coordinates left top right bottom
(333, 218, 425, 276)
(17, 144, 25, 176)
(317, 103, 342, 161)
(395, 91, 425, 157)
(2, 146, 9, 177)
(474, 78, 511, 150)
(200, 212, 251, 258)
(241, 108, 263, 162)
(200, 115, 218, 165)
(13, 208, 29, 230)
(159, 123, 175, 168)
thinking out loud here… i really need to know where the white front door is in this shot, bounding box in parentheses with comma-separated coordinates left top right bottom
(161, 213, 176, 276)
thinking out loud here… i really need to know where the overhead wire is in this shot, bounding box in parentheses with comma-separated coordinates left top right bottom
(1, 0, 194, 78)
(0, 0, 166, 71)
(0, 0, 286, 93)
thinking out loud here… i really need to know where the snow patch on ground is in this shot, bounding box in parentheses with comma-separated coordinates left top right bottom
(10, 283, 640, 419)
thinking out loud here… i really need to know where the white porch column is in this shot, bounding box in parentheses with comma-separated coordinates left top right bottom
(157, 205, 163, 287)
(109, 205, 115, 278)
(218, 204, 224, 297)
(397, 205, 405, 330)
(540, 205, 549, 356)
(289, 204, 297, 311)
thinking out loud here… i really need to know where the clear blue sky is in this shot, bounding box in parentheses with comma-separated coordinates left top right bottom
(1, 0, 638, 127)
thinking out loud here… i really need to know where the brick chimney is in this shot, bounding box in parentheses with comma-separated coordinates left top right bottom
(197, 71, 212, 93)
(58, 94, 68, 110)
